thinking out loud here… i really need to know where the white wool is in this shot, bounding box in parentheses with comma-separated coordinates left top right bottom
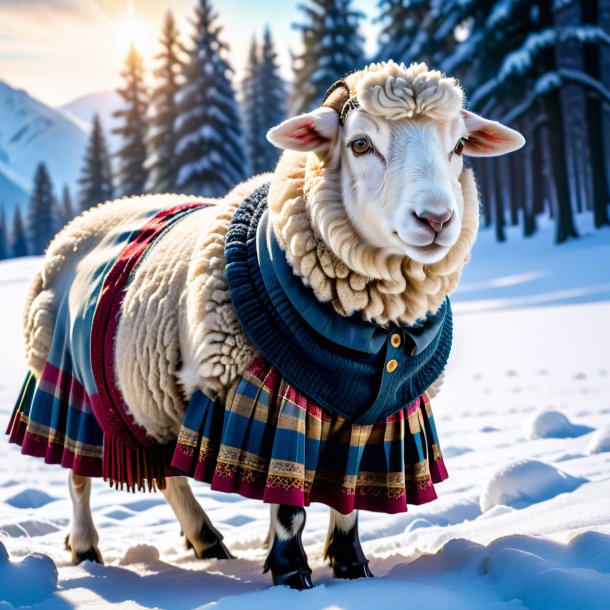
(354, 61, 464, 122)
(115, 177, 265, 442)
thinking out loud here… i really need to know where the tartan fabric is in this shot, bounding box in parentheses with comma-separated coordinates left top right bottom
(172, 356, 448, 514)
(7, 334, 104, 478)
(6, 203, 207, 489)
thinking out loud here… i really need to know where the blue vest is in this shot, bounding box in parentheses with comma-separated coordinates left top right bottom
(225, 184, 452, 424)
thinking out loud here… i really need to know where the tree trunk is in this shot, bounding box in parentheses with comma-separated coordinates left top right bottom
(475, 160, 492, 228)
(545, 92, 579, 243)
(492, 159, 506, 242)
(522, 121, 537, 237)
(531, 125, 546, 217)
(509, 151, 522, 226)
(538, 2, 578, 243)
(582, 0, 610, 227)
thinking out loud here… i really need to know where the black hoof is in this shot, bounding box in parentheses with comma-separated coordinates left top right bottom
(74, 547, 103, 565)
(185, 528, 234, 560)
(196, 538, 234, 560)
(65, 535, 103, 565)
(272, 569, 314, 590)
(332, 561, 374, 580)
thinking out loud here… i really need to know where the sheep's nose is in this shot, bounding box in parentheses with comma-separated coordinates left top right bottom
(416, 210, 452, 233)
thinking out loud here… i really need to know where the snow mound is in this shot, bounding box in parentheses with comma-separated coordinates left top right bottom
(523, 409, 593, 439)
(0, 541, 57, 606)
(120, 544, 160, 565)
(588, 426, 610, 454)
(486, 532, 610, 610)
(4, 488, 56, 509)
(480, 459, 586, 512)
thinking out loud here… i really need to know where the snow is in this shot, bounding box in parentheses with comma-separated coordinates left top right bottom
(0, 213, 609, 608)
(524, 410, 593, 440)
(0, 541, 58, 607)
(588, 427, 610, 455)
(479, 459, 586, 512)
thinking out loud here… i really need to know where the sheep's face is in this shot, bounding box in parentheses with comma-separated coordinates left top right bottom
(338, 109, 469, 264)
(268, 61, 525, 269)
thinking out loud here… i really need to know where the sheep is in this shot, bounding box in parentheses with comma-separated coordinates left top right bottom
(7, 61, 524, 589)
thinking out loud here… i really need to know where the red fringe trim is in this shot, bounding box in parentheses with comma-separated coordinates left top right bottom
(102, 435, 172, 492)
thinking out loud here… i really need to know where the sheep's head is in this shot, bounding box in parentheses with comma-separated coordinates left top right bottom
(268, 61, 525, 272)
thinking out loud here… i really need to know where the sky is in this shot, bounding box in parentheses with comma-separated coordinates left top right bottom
(0, 0, 380, 107)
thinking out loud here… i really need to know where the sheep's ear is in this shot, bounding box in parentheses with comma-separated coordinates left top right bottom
(461, 109, 525, 157)
(267, 107, 339, 153)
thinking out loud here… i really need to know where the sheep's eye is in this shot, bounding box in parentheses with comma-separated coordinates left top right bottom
(350, 137, 371, 155)
(453, 137, 467, 157)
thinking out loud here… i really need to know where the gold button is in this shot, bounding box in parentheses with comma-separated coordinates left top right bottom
(390, 333, 401, 348)
(386, 359, 398, 373)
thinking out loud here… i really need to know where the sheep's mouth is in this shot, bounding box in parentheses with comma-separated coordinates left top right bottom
(392, 231, 450, 262)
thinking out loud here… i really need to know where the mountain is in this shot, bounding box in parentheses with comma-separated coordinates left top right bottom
(59, 90, 123, 154)
(0, 80, 89, 210)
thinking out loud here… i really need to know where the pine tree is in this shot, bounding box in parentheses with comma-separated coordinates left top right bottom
(292, 0, 365, 114)
(377, 0, 434, 65)
(258, 27, 286, 172)
(174, 0, 246, 196)
(61, 185, 75, 224)
(0, 207, 9, 259)
(147, 10, 183, 192)
(113, 43, 149, 196)
(28, 163, 57, 255)
(79, 114, 114, 210)
(12, 208, 28, 258)
(242, 30, 287, 175)
(242, 37, 262, 176)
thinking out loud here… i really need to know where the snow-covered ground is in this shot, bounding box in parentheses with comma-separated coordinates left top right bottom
(1, 216, 609, 609)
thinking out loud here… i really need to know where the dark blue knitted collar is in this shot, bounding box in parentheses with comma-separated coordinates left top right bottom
(256, 210, 445, 356)
(225, 183, 453, 423)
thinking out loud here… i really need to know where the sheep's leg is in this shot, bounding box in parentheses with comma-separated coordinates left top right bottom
(65, 472, 103, 564)
(324, 509, 373, 579)
(161, 476, 232, 559)
(263, 504, 313, 590)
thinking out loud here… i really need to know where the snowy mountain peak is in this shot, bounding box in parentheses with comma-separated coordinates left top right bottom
(0, 79, 89, 215)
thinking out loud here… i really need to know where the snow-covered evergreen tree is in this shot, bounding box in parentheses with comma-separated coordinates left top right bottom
(61, 185, 74, 224)
(0, 208, 8, 259)
(147, 10, 183, 193)
(241, 28, 286, 175)
(28, 163, 57, 255)
(113, 43, 149, 196)
(174, 0, 246, 196)
(377, 0, 434, 65)
(292, 0, 365, 114)
(79, 114, 114, 211)
(241, 37, 261, 176)
(12, 208, 28, 258)
(258, 28, 286, 172)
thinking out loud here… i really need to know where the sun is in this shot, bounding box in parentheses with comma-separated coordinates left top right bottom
(116, 15, 148, 54)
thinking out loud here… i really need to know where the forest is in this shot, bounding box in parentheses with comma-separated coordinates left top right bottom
(1, 0, 609, 260)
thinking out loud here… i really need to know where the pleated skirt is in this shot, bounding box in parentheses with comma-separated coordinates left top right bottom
(171, 357, 448, 514)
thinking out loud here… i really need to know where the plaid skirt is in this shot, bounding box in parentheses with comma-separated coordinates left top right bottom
(7, 357, 448, 514)
(171, 356, 448, 514)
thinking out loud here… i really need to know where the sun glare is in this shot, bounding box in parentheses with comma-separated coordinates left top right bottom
(116, 16, 148, 54)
